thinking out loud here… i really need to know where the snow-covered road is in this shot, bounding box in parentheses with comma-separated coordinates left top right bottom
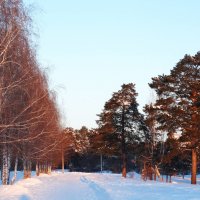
(0, 172, 200, 200)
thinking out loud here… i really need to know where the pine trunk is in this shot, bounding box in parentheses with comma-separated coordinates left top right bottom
(122, 153, 127, 178)
(191, 148, 197, 184)
(121, 106, 127, 178)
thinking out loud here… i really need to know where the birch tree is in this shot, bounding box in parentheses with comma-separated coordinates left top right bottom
(0, 0, 61, 184)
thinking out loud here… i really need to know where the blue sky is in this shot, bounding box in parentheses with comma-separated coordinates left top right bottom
(25, 0, 200, 129)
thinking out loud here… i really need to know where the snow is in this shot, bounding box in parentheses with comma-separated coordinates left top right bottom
(0, 171, 200, 200)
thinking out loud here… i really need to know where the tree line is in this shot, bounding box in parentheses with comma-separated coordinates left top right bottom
(0, 0, 62, 185)
(63, 53, 200, 185)
(1, 0, 200, 187)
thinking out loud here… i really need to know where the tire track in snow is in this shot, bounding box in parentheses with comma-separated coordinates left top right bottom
(80, 175, 111, 200)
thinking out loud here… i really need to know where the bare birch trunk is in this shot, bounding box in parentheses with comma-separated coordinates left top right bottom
(11, 157, 18, 185)
(2, 144, 10, 185)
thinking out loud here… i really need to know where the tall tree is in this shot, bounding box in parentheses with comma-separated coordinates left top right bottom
(97, 83, 148, 177)
(149, 52, 200, 184)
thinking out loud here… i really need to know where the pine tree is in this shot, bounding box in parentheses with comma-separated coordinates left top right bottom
(149, 52, 200, 184)
(97, 83, 148, 177)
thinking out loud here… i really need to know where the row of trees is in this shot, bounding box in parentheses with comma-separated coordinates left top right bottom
(62, 52, 200, 185)
(0, 0, 62, 185)
(1, 0, 199, 187)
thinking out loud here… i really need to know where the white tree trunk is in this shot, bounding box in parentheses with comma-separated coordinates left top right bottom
(2, 144, 10, 185)
(11, 157, 18, 185)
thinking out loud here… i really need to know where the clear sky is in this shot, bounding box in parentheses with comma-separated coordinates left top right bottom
(25, 0, 200, 129)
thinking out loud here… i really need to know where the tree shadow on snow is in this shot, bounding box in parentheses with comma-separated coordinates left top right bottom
(80, 176, 111, 200)
(19, 195, 30, 200)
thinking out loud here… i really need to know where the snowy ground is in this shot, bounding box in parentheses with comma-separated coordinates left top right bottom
(0, 171, 200, 200)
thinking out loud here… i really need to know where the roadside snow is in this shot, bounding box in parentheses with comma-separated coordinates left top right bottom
(0, 171, 200, 200)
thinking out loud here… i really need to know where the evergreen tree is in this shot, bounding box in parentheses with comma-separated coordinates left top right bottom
(97, 83, 148, 177)
(149, 52, 200, 184)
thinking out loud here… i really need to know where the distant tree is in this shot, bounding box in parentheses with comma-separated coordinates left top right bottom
(149, 52, 200, 184)
(97, 83, 148, 177)
(61, 126, 91, 171)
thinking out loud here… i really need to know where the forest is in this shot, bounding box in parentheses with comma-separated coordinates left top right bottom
(0, 0, 200, 187)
